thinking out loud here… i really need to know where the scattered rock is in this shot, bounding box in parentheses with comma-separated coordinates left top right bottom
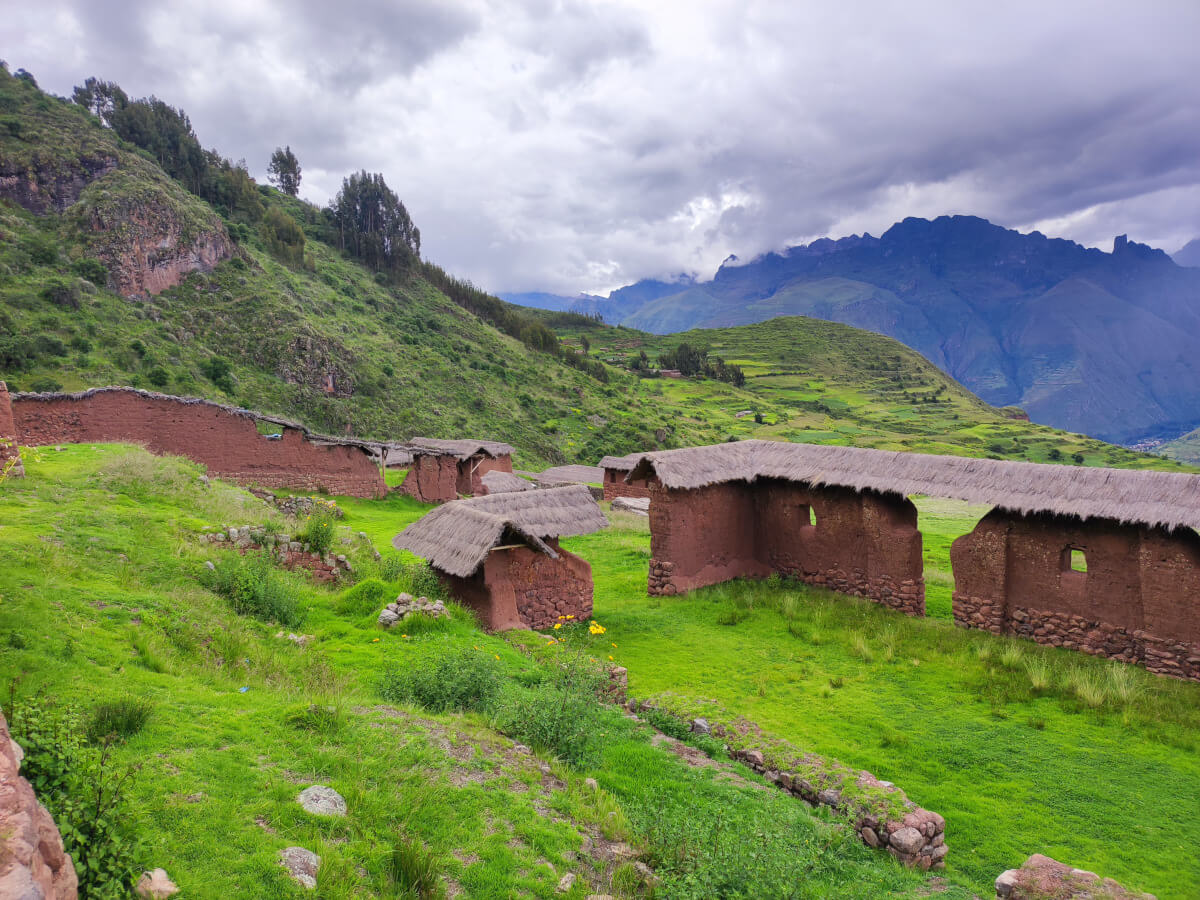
(135, 868, 180, 898)
(280, 847, 321, 890)
(690, 717, 711, 736)
(378, 594, 447, 628)
(994, 854, 1155, 899)
(185, 792, 205, 803)
(203, 561, 215, 571)
(556, 872, 576, 893)
(297, 785, 346, 817)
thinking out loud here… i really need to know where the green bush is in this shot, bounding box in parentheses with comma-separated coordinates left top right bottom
(378, 647, 501, 713)
(87, 697, 154, 744)
(203, 552, 304, 627)
(146, 366, 170, 388)
(7, 694, 143, 898)
(335, 578, 391, 617)
(72, 257, 108, 286)
(298, 501, 338, 555)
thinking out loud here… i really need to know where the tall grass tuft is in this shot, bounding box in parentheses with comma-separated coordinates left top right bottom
(385, 837, 443, 899)
(1024, 656, 1052, 694)
(999, 645, 1024, 670)
(1106, 662, 1142, 706)
(86, 697, 153, 744)
(850, 632, 873, 663)
(1067, 666, 1108, 709)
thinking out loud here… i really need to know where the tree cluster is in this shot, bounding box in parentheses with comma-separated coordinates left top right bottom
(328, 171, 420, 273)
(655, 342, 746, 386)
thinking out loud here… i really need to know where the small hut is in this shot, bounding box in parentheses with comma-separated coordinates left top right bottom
(599, 452, 650, 501)
(393, 485, 608, 630)
(399, 437, 516, 503)
(479, 470, 535, 495)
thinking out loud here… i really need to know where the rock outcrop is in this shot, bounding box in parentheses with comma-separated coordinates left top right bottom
(995, 854, 1155, 899)
(0, 710, 78, 899)
(0, 153, 118, 214)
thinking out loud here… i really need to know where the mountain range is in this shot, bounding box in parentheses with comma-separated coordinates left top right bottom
(505, 217, 1200, 445)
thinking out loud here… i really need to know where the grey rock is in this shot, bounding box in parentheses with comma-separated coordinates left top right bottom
(690, 717, 711, 736)
(297, 785, 346, 817)
(203, 561, 215, 571)
(135, 868, 179, 898)
(556, 873, 576, 893)
(889, 826, 925, 855)
(817, 788, 841, 807)
(378, 609, 400, 627)
(994, 868, 1019, 898)
(860, 826, 879, 848)
(280, 847, 320, 890)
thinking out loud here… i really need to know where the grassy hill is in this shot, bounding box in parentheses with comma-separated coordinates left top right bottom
(2, 65, 1185, 475)
(0, 445, 972, 899)
(546, 314, 1188, 470)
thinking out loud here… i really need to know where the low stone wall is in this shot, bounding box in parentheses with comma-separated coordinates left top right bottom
(0, 381, 24, 478)
(630, 694, 946, 869)
(995, 854, 1155, 899)
(11, 388, 385, 498)
(0, 710, 78, 899)
(200, 524, 356, 583)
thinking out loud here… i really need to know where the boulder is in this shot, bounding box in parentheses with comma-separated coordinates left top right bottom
(135, 868, 179, 898)
(297, 785, 346, 817)
(279, 847, 320, 890)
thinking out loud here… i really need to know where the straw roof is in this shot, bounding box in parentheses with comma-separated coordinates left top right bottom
(480, 470, 536, 494)
(599, 452, 645, 471)
(628, 439, 1200, 532)
(11, 386, 383, 453)
(406, 437, 515, 460)
(393, 484, 609, 576)
(534, 464, 604, 485)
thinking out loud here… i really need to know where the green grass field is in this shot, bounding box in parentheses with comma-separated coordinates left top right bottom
(1, 446, 976, 899)
(563, 506, 1200, 900)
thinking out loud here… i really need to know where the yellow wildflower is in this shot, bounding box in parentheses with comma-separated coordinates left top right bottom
(608, 655, 614, 661)
(494, 654, 500, 660)
(371, 638, 380, 643)
(553, 623, 562, 630)
(566, 614, 574, 619)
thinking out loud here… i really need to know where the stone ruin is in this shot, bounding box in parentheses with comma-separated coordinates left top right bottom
(377, 593, 448, 627)
(995, 854, 1155, 899)
(201, 524, 355, 583)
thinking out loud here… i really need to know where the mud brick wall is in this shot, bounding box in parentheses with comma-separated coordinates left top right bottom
(953, 509, 1200, 681)
(603, 468, 652, 501)
(0, 381, 24, 477)
(400, 454, 460, 503)
(443, 541, 593, 631)
(648, 478, 924, 616)
(459, 453, 514, 496)
(11, 391, 384, 498)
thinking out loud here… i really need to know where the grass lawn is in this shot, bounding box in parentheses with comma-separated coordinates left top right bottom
(0, 445, 966, 899)
(566, 503, 1200, 900)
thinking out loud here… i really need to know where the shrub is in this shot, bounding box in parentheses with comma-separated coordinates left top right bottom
(335, 578, 392, 617)
(86, 697, 153, 744)
(204, 552, 304, 627)
(489, 651, 609, 767)
(28, 376, 63, 392)
(146, 366, 170, 388)
(7, 694, 143, 898)
(72, 257, 108, 286)
(40, 278, 80, 309)
(298, 501, 338, 555)
(385, 838, 443, 899)
(378, 647, 501, 713)
(199, 355, 235, 393)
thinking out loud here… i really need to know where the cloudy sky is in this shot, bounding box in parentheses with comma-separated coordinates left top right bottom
(9, 0, 1200, 294)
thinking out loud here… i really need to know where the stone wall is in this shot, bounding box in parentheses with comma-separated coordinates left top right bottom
(0, 710, 78, 899)
(399, 454, 460, 503)
(443, 541, 593, 631)
(0, 381, 24, 478)
(647, 479, 924, 616)
(603, 468, 652, 501)
(11, 389, 385, 498)
(952, 509, 1200, 681)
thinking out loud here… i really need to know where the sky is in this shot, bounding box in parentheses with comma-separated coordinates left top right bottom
(8, 0, 1200, 295)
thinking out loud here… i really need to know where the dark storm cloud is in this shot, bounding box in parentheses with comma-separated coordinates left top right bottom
(7, 1, 1200, 293)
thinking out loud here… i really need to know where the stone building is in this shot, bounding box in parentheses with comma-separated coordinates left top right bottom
(399, 437, 515, 503)
(393, 485, 608, 630)
(600, 453, 651, 501)
(628, 440, 1200, 677)
(10, 387, 385, 496)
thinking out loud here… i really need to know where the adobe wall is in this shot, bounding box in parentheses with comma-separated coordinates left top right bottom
(603, 468, 652, 501)
(458, 453, 514, 496)
(444, 540, 593, 632)
(0, 381, 24, 477)
(646, 478, 924, 615)
(400, 454, 460, 503)
(10, 391, 384, 498)
(952, 509, 1200, 680)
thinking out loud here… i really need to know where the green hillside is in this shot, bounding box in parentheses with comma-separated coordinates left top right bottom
(1, 64, 1184, 474)
(1157, 427, 1200, 466)
(547, 314, 1188, 469)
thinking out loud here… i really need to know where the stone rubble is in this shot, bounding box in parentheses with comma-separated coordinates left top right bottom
(279, 847, 321, 890)
(994, 854, 1155, 899)
(378, 593, 448, 627)
(200, 524, 354, 582)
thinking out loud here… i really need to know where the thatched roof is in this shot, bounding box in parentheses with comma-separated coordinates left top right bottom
(406, 437, 515, 460)
(629, 439, 1200, 531)
(480, 470, 536, 494)
(393, 484, 608, 576)
(599, 452, 645, 472)
(11, 386, 384, 454)
(534, 464, 604, 485)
